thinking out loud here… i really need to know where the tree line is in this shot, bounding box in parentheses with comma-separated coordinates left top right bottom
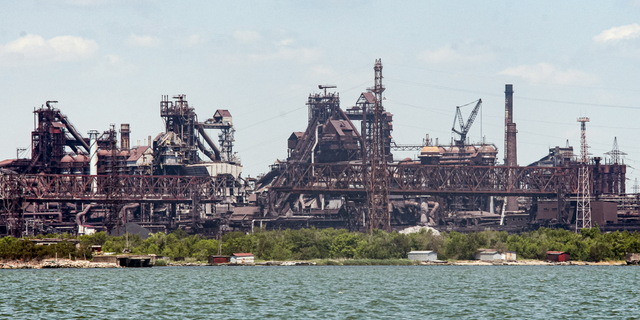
(2, 226, 640, 262)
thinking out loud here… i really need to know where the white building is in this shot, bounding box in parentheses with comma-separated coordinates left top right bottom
(408, 250, 438, 261)
(475, 249, 502, 261)
(501, 251, 517, 261)
(230, 253, 254, 264)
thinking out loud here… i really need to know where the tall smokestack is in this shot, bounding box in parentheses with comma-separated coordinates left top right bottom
(120, 124, 130, 151)
(504, 84, 518, 212)
(88, 130, 99, 193)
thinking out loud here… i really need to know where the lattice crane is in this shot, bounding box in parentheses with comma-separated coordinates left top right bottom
(451, 99, 482, 147)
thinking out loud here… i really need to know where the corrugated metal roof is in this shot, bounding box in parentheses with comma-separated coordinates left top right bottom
(361, 92, 376, 104)
(215, 109, 232, 117)
(232, 253, 254, 257)
(288, 132, 304, 140)
(0, 159, 16, 167)
(126, 146, 151, 162)
(326, 120, 356, 137)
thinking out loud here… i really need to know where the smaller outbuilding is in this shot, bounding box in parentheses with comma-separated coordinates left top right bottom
(408, 250, 438, 261)
(30, 238, 81, 249)
(208, 255, 230, 264)
(230, 253, 254, 264)
(502, 251, 517, 261)
(547, 251, 570, 262)
(475, 249, 502, 261)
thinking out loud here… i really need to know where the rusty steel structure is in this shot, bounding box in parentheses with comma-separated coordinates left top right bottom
(0, 173, 234, 235)
(1, 60, 635, 237)
(576, 117, 592, 231)
(0, 174, 232, 204)
(367, 59, 391, 231)
(256, 61, 630, 233)
(272, 163, 579, 197)
(0, 93, 246, 237)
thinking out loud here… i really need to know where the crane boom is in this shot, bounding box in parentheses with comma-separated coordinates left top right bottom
(451, 99, 482, 145)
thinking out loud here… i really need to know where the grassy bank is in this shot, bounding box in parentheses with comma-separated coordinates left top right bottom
(3, 225, 640, 262)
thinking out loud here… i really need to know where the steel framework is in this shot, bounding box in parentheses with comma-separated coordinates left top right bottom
(272, 163, 579, 197)
(576, 117, 592, 231)
(0, 174, 233, 203)
(367, 59, 390, 231)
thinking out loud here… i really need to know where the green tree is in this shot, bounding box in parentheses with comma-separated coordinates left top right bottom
(330, 233, 364, 258)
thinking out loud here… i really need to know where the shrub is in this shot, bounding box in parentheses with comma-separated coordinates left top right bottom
(154, 259, 168, 266)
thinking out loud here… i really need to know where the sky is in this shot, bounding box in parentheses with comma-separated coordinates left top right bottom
(2, 0, 640, 189)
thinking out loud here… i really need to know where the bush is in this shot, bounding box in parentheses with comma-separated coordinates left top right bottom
(154, 259, 168, 266)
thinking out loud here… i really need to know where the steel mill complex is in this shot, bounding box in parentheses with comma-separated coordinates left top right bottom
(0, 60, 634, 238)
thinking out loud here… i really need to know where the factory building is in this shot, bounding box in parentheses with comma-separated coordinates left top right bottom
(1, 61, 638, 238)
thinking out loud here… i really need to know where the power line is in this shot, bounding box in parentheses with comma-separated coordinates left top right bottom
(385, 78, 640, 110)
(388, 62, 640, 93)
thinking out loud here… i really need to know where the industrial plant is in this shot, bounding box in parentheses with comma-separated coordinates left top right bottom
(0, 59, 635, 238)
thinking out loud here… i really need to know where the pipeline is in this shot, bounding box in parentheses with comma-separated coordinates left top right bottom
(120, 203, 140, 226)
(75, 204, 93, 227)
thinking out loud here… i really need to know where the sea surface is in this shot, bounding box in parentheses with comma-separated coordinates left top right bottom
(1, 265, 639, 319)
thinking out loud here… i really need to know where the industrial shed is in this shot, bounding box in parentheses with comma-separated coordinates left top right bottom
(230, 253, 254, 264)
(502, 251, 517, 261)
(547, 251, 570, 262)
(208, 255, 230, 264)
(475, 249, 502, 261)
(408, 251, 438, 261)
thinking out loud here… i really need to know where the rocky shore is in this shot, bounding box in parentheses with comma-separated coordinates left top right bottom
(0, 259, 629, 269)
(1, 259, 118, 269)
(444, 259, 626, 266)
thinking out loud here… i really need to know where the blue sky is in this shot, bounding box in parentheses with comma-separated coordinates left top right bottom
(2, 0, 640, 188)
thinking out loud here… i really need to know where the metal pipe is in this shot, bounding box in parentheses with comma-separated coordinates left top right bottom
(88, 130, 99, 193)
(60, 115, 90, 153)
(197, 124, 221, 160)
(75, 204, 93, 235)
(311, 124, 321, 175)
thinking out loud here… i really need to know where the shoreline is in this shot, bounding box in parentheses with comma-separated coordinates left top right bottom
(0, 259, 118, 269)
(0, 259, 630, 269)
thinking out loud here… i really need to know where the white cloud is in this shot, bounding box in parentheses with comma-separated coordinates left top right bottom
(44, 0, 112, 5)
(417, 42, 492, 64)
(233, 30, 261, 44)
(83, 54, 137, 78)
(187, 35, 205, 46)
(309, 65, 335, 76)
(0, 34, 97, 64)
(499, 63, 598, 85)
(127, 33, 161, 47)
(279, 39, 294, 46)
(247, 47, 321, 64)
(593, 23, 640, 43)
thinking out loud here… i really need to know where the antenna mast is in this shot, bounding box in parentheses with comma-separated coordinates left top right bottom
(367, 59, 390, 231)
(576, 117, 592, 232)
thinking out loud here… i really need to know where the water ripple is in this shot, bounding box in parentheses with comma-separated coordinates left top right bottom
(1, 266, 640, 318)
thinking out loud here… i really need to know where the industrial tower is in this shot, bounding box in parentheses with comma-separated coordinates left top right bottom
(576, 117, 592, 231)
(504, 85, 518, 212)
(604, 137, 626, 165)
(367, 59, 390, 231)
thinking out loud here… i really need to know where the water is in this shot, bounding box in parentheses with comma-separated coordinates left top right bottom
(1, 266, 639, 319)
